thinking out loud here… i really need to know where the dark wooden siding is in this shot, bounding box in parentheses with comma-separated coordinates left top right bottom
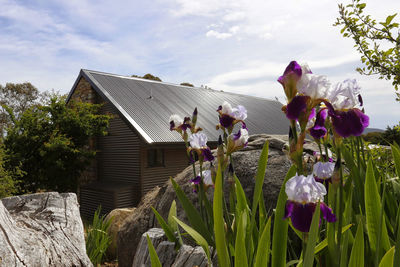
(140, 145, 189, 194)
(97, 101, 141, 203)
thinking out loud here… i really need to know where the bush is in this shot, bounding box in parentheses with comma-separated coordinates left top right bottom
(3, 95, 110, 193)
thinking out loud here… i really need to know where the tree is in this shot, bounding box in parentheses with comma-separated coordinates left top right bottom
(334, 0, 400, 100)
(0, 144, 22, 198)
(131, 73, 162, 81)
(3, 94, 110, 193)
(180, 82, 194, 87)
(381, 124, 400, 145)
(0, 82, 41, 136)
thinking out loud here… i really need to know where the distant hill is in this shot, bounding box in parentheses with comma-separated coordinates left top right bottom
(363, 128, 384, 134)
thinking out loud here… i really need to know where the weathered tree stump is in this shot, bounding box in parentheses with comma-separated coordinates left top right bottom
(0, 192, 92, 267)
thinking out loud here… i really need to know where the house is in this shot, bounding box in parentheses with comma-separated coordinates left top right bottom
(67, 69, 289, 217)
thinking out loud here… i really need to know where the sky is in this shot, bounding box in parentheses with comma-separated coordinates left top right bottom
(0, 0, 399, 129)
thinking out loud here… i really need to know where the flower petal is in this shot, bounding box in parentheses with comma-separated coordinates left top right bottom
(202, 148, 215, 162)
(284, 201, 294, 219)
(286, 95, 309, 120)
(331, 108, 369, 137)
(320, 202, 337, 223)
(290, 202, 316, 232)
(219, 114, 235, 128)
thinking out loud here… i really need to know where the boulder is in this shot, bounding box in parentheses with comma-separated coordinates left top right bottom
(118, 134, 317, 267)
(133, 228, 217, 267)
(0, 192, 92, 267)
(105, 207, 136, 260)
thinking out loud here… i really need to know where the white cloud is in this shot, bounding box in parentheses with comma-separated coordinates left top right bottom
(206, 30, 233, 39)
(1, 0, 400, 129)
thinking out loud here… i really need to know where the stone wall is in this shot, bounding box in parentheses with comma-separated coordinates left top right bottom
(70, 77, 98, 104)
(69, 77, 100, 186)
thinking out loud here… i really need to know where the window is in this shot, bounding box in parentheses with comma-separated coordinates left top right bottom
(147, 149, 164, 167)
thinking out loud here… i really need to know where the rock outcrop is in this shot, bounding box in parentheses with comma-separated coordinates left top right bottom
(118, 134, 319, 267)
(0, 192, 92, 267)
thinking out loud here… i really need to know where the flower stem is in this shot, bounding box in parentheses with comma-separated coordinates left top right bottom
(336, 145, 344, 265)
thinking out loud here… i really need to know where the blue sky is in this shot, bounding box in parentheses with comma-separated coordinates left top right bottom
(0, 0, 399, 129)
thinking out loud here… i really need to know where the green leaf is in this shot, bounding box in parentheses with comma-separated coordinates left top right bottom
(170, 178, 213, 245)
(365, 160, 391, 255)
(250, 141, 269, 231)
(303, 202, 320, 267)
(314, 224, 353, 254)
(151, 207, 177, 243)
(146, 235, 162, 267)
(394, 204, 400, 267)
(386, 14, 397, 25)
(173, 216, 211, 264)
(168, 200, 178, 232)
(235, 211, 248, 267)
(271, 165, 297, 267)
(379, 246, 395, 267)
(391, 144, 400, 180)
(214, 163, 230, 267)
(348, 221, 364, 267)
(234, 174, 249, 215)
(254, 216, 271, 267)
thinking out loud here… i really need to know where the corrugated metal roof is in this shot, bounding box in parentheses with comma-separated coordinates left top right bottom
(69, 69, 289, 144)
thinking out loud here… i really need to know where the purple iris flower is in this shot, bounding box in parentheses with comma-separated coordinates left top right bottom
(285, 95, 309, 120)
(169, 114, 191, 131)
(309, 109, 328, 139)
(227, 127, 249, 154)
(278, 61, 303, 85)
(189, 133, 215, 162)
(278, 61, 313, 100)
(217, 101, 247, 128)
(284, 174, 336, 232)
(190, 170, 213, 192)
(313, 161, 335, 187)
(325, 102, 369, 138)
(323, 79, 369, 137)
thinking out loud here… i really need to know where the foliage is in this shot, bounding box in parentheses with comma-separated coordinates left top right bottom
(3, 94, 110, 193)
(180, 82, 194, 87)
(381, 124, 400, 145)
(334, 0, 400, 100)
(362, 131, 383, 144)
(131, 73, 162, 81)
(0, 82, 41, 137)
(0, 144, 22, 198)
(85, 206, 113, 266)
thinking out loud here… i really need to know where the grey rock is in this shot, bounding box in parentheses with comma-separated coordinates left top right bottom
(132, 228, 166, 267)
(184, 246, 208, 267)
(0, 192, 92, 267)
(151, 241, 176, 267)
(171, 245, 194, 267)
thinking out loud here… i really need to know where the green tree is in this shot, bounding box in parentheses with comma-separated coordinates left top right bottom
(381, 124, 400, 145)
(180, 82, 194, 87)
(334, 0, 400, 100)
(131, 73, 162, 81)
(0, 82, 41, 136)
(3, 94, 110, 193)
(0, 144, 22, 198)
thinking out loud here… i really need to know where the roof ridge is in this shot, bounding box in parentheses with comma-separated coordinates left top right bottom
(82, 69, 277, 103)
